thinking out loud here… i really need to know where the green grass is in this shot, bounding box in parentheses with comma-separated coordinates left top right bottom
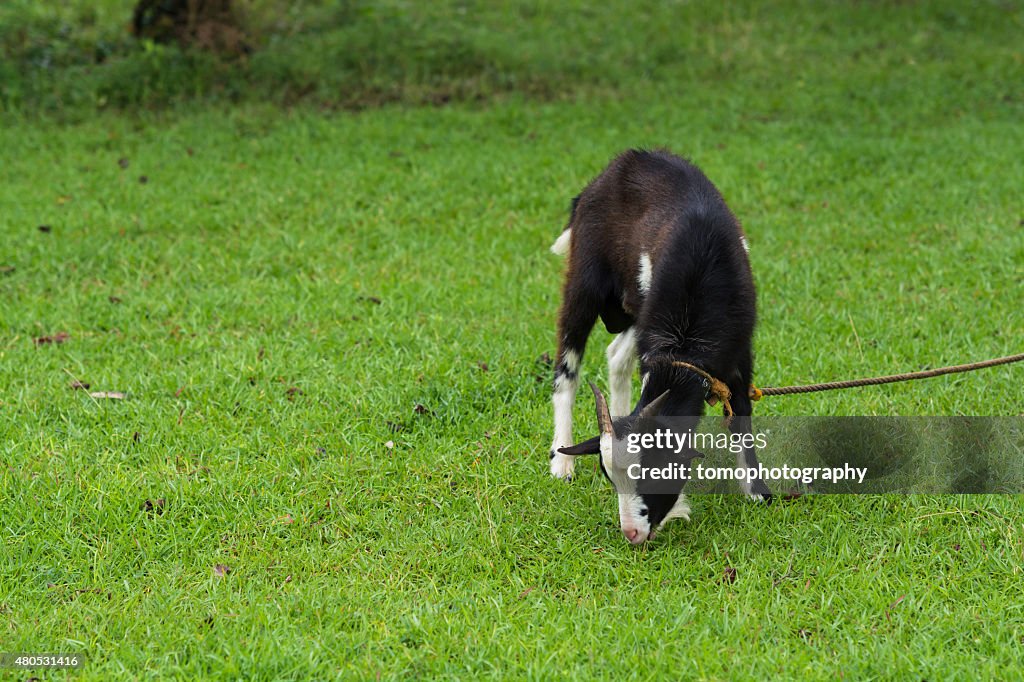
(2, 1, 1024, 679)
(6, 0, 1022, 118)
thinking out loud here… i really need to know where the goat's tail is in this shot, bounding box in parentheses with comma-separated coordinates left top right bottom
(549, 228, 572, 256)
(550, 195, 580, 256)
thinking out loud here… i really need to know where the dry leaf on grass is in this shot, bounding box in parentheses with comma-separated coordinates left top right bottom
(141, 498, 166, 514)
(89, 391, 126, 399)
(35, 331, 69, 345)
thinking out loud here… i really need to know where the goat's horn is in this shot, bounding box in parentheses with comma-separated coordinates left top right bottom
(639, 389, 671, 420)
(588, 381, 613, 436)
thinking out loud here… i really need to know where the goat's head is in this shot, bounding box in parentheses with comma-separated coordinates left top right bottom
(558, 382, 698, 544)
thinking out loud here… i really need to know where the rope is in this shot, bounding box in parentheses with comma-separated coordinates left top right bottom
(748, 352, 1024, 401)
(667, 353, 1024, 418)
(670, 361, 735, 418)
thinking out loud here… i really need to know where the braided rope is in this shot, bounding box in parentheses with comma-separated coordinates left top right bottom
(669, 361, 734, 417)
(748, 352, 1024, 400)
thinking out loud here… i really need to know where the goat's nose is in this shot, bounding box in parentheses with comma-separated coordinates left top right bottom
(623, 528, 643, 543)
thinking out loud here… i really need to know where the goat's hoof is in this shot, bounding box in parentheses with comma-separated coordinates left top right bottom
(549, 451, 576, 480)
(746, 480, 772, 504)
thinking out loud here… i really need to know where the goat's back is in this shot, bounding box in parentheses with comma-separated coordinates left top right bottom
(566, 149, 755, 366)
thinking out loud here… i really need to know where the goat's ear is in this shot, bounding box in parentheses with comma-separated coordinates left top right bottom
(558, 435, 601, 456)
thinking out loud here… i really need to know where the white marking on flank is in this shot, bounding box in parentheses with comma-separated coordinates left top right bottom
(740, 236, 750, 253)
(637, 253, 653, 294)
(550, 229, 572, 256)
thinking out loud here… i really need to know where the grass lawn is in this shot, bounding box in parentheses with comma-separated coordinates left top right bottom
(2, 1, 1024, 679)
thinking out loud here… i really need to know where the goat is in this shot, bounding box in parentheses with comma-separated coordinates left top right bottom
(549, 149, 771, 544)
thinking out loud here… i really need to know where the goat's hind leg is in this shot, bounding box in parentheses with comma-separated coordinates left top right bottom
(550, 283, 601, 480)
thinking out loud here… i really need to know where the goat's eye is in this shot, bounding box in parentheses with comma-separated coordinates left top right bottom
(639, 508, 649, 517)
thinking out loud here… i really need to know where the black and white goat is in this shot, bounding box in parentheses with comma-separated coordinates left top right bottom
(549, 149, 771, 544)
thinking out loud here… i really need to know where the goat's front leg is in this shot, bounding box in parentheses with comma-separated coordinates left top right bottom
(727, 389, 772, 502)
(606, 327, 637, 417)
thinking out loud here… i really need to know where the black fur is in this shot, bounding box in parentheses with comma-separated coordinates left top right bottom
(554, 149, 771, 532)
